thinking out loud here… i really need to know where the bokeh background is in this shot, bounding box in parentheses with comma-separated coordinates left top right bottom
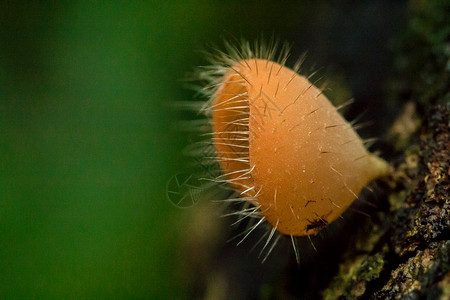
(0, 1, 407, 298)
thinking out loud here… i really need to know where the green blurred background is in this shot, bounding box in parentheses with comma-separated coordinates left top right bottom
(0, 1, 406, 298)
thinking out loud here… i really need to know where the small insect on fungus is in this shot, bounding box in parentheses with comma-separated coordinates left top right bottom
(183, 39, 390, 263)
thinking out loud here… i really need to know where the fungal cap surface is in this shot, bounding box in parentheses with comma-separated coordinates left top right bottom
(212, 58, 389, 236)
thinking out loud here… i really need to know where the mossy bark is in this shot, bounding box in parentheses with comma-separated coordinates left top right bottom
(323, 1, 450, 299)
(323, 104, 449, 299)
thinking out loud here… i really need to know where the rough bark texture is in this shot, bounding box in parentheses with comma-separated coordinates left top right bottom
(323, 104, 449, 299)
(323, 0, 450, 298)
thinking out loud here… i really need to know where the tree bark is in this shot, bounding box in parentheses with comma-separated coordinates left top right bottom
(323, 1, 450, 298)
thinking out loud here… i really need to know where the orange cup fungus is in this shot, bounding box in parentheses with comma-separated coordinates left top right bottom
(197, 42, 389, 239)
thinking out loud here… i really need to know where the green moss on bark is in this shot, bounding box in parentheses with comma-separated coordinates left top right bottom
(323, 0, 449, 298)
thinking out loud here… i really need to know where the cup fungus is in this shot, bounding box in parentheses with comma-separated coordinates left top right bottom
(193, 40, 389, 259)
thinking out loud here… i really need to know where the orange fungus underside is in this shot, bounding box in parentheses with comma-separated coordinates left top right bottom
(212, 59, 389, 236)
